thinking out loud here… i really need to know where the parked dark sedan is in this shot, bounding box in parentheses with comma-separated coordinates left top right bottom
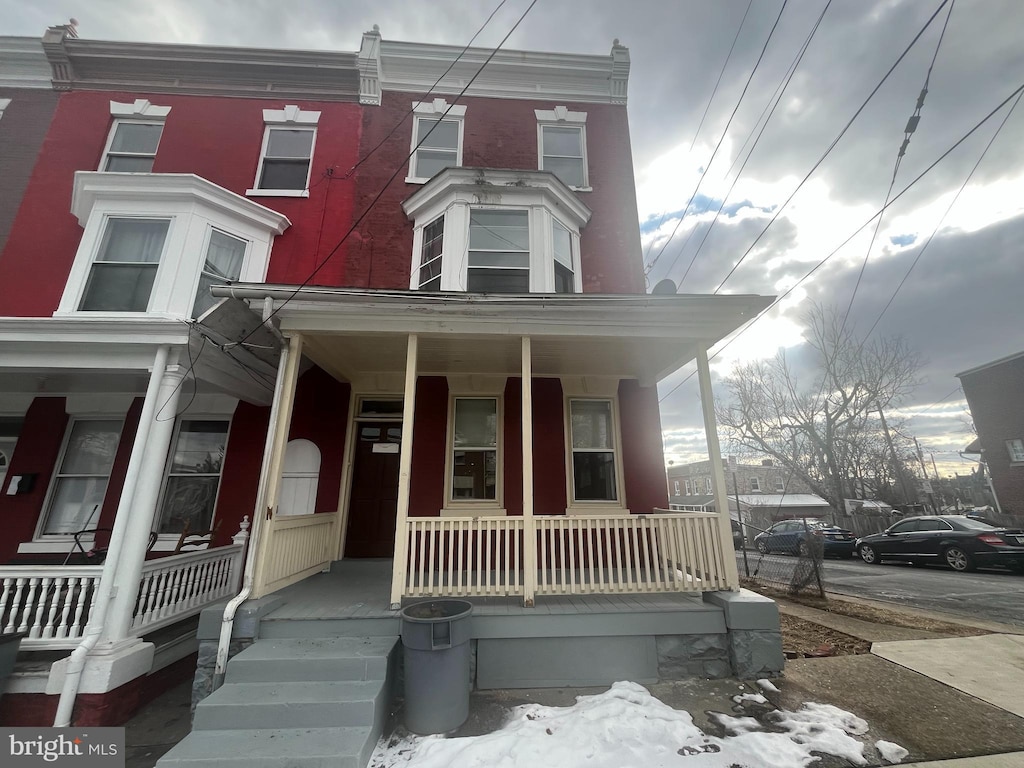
(856, 515, 1024, 572)
(754, 519, 856, 558)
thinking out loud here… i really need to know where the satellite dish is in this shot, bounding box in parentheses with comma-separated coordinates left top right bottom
(651, 278, 677, 295)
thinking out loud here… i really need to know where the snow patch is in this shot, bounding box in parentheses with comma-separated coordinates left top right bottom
(370, 681, 886, 768)
(733, 692, 769, 705)
(757, 678, 781, 693)
(876, 739, 910, 764)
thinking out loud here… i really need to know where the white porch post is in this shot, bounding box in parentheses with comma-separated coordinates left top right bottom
(102, 362, 187, 642)
(251, 333, 304, 599)
(389, 333, 418, 608)
(695, 343, 740, 590)
(521, 336, 537, 606)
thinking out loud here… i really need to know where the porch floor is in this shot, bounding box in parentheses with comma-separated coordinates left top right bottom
(262, 558, 717, 622)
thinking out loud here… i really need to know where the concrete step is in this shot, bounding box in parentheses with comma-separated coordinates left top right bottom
(193, 680, 386, 731)
(225, 637, 397, 683)
(157, 727, 375, 768)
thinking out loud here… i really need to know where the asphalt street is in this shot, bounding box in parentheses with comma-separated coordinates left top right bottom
(738, 550, 1024, 627)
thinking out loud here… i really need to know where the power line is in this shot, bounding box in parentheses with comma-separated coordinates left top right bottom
(864, 87, 1022, 342)
(712, 0, 952, 295)
(644, 0, 789, 278)
(343, 0, 510, 180)
(657, 79, 1024, 405)
(640, 0, 753, 281)
(237, 0, 539, 347)
(672, 0, 832, 289)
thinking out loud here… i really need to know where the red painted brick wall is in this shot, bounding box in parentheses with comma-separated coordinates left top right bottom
(961, 355, 1024, 514)
(0, 88, 59, 259)
(408, 376, 449, 517)
(287, 367, 351, 514)
(618, 379, 669, 513)
(533, 378, 568, 516)
(349, 90, 645, 293)
(0, 91, 362, 316)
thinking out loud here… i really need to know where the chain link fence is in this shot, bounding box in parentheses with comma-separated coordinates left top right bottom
(738, 518, 825, 598)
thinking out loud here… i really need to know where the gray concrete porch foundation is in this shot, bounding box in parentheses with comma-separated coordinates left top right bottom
(193, 559, 782, 707)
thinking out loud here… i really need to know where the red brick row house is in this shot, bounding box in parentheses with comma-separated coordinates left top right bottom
(0, 22, 780, 741)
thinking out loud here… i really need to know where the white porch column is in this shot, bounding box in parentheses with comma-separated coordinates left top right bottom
(251, 333, 304, 599)
(521, 336, 537, 606)
(695, 343, 741, 590)
(389, 333, 418, 608)
(102, 362, 188, 643)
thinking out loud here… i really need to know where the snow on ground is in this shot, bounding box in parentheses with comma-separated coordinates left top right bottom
(370, 681, 907, 768)
(876, 740, 911, 764)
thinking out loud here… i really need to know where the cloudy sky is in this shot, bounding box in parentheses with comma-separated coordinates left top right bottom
(6, 0, 1022, 479)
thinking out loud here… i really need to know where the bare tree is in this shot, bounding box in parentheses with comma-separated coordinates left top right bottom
(717, 303, 923, 511)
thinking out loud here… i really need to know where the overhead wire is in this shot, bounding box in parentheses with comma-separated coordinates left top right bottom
(671, 0, 832, 289)
(640, 0, 753, 278)
(711, 0, 952, 295)
(643, 0, 789, 279)
(235, 0, 540, 348)
(657, 79, 1024, 405)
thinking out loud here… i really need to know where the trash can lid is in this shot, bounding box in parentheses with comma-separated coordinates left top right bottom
(400, 599, 473, 622)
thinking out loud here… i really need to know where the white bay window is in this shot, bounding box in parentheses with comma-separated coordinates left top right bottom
(80, 218, 169, 312)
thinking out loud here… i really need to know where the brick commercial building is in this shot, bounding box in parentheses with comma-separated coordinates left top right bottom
(958, 351, 1024, 516)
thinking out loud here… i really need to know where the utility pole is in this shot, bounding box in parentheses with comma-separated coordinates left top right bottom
(728, 456, 749, 577)
(878, 405, 914, 510)
(913, 437, 938, 513)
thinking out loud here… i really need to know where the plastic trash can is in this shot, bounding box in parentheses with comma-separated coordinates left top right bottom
(400, 599, 473, 734)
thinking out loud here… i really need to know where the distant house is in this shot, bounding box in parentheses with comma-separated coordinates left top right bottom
(667, 458, 813, 507)
(958, 351, 1024, 515)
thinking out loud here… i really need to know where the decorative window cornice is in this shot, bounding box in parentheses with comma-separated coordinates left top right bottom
(110, 99, 171, 119)
(412, 98, 467, 117)
(534, 106, 587, 124)
(0, 99, 11, 121)
(262, 105, 321, 125)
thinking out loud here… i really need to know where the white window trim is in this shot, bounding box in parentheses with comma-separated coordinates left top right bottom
(403, 169, 590, 295)
(750, 477, 760, 492)
(535, 106, 591, 192)
(1007, 439, 1024, 464)
(705, 477, 713, 494)
(99, 100, 171, 174)
(57, 172, 288, 320)
(442, 394, 504, 514)
(99, 119, 165, 173)
(192, 225, 252, 319)
(564, 395, 627, 513)
(684, 479, 692, 496)
(774, 477, 786, 492)
(28, 417, 125, 545)
(247, 105, 321, 198)
(673, 480, 680, 495)
(152, 416, 232, 548)
(406, 99, 467, 184)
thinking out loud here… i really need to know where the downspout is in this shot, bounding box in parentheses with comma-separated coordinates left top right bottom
(54, 344, 170, 727)
(212, 326, 291, 690)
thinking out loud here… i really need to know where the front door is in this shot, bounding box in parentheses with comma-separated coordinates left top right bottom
(345, 422, 402, 558)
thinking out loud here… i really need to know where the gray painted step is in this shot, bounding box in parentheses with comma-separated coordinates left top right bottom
(157, 727, 375, 768)
(258, 617, 401, 639)
(226, 637, 396, 683)
(194, 680, 386, 730)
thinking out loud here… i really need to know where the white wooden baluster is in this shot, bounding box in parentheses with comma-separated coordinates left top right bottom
(42, 577, 65, 639)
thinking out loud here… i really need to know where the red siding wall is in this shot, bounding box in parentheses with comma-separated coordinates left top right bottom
(0, 91, 362, 316)
(0, 398, 68, 562)
(408, 376, 448, 517)
(618, 379, 669, 513)
(0, 88, 59, 258)
(211, 401, 270, 547)
(287, 367, 351, 514)
(961, 356, 1024, 515)
(350, 90, 645, 293)
(532, 378, 568, 516)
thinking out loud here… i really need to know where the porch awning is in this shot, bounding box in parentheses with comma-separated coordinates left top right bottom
(208, 286, 774, 385)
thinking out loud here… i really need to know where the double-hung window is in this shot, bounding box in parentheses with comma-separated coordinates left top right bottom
(569, 399, 618, 502)
(193, 229, 247, 317)
(750, 477, 760, 492)
(774, 476, 785, 492)
(705, 477, 713, 494)
(416, 216, 444, 291)
(536, 107, 589, 190)
(468, 210, 530, 293)
(450, 398, 498, 502)
(43, 419, 123, 535)
(684, 479, 692, 496)
(102, 121, 164, 172)
(552, 219, 576, 293)
(249, 105, 320, 196)
(157, 420, 230, 534)
(673, 480, 680, 495)
(411, 118, 460, 181)
(80, 218, 169, 312)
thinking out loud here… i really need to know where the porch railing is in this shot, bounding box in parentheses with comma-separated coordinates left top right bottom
(131, 543, 245, 635)
(0, 544, 245, 650)
(255, 512, 337, 597)
(0, 567, 103, 650)
(398, 511, 733, 600)
(401, 517, 526, 598)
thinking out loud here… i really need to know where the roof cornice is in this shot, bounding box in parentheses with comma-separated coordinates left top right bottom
(956, 350, 1024, 379)
(0, 36, 52, 89)
(41, 29, 360, 100)
(71, 172, 292, 234)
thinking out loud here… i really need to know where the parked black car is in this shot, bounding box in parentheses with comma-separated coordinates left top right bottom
(753, 519, 856, 558)
(856, 515, 1024, 572)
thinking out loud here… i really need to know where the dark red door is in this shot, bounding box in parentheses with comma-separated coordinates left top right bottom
(344, 422, 402, 558)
